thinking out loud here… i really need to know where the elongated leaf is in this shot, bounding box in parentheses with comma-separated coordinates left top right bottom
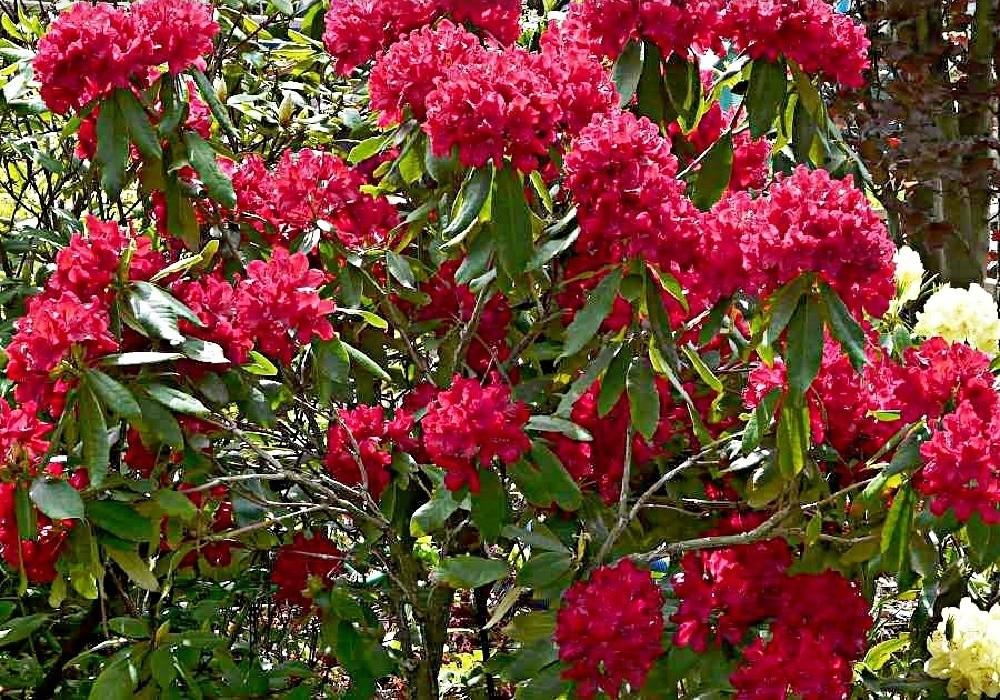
(820, 282, 867, 371)
(881, 486, 916, 572)
(516, 551, 573, 588)
(86, 370, 141, 421)
(30, 478, 85, 520)
(525, 416, 592, 442)
(785, 295, 824, 395)
(14, 484, 36, 539)
(436, 556, 508, 589)
(114, 89, 161, 161)
(79, 384, 110, 488)
(764, 275, 808, 345)
(0, 614, 47, 648)
(598, 344, 631, 417)
(690, 133, 734, 210)
(471, 469, 508, 541)
(663, 53, 700, 129)
(635, 41, 667, 123)
(444, 166, 493, 238)
(88, 501, 154, 542)
(88, 654, 137, 700)
(180, 338, 228, 364)
(559, 269, 624, 359)
(612, 39, 643, 107)
(386, 251, 415, 289)
(183, 131, 236, 208)
(106, 547, 159, 592)
(136, 396, 184, 450)
(190, 68, 238, 140)
(628, 356, 660, 441)
(492, 166, 533, 277)
(145, 384, 210, 417)
(776, 393, 810, 477)
(741, 388, 781, 454)
(342, 341, 390, 382)
(530, 443, 582, 511)
(347, 136, 388, 164)
(128, 281, 201, 345)
(747, 58, 787, 139)
(556, 344, 616, 416)
(95, 99, 128, 196)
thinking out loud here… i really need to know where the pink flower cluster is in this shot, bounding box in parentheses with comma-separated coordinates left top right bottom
(322, 0, 520, 76)
(270, 531, 343, 608)
(555, 559, 665, 699)
(421, 375, 530, 492)
(33, 0, 218, 114)
(325, 405, 416, 500)
(231, 149, 399, 251)
(672, 517, 871, 699)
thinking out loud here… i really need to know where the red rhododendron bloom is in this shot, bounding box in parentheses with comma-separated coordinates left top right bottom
(325, 405, 416, 499)
(271, 531, 343, 608)
(723, 0, 870, 89)
(232, 149, 399, 251)
(235, 247, 335, 365)
(917, 401, 1000, 524)
(555, 559, 664, 699)
(670, 101, 771, 192)
(738, 166, 896, 319)
(0, 402, 51, 471)
(421, 375, 530, 492)
(564, 110, 699, 269)
(424, 46, 561, 172)
(133, 0, 218, 74)
(0, 483, 72, 584)
(172, 272, 254, 367)
(322, 0, 436, 75)
(901, 337, 998, 424)
(369, 20, 484, 127)
(443, 0, 521, 44)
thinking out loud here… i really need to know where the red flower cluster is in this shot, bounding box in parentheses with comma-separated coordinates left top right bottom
(231, 149, 399, 251)
(670, 101, 771, 192)
(271, 531, 343, 608)
(737, 166, 896, 319)
(723, 0, 870, 89)
(234, 247, 336, 365)
(0, 481, 78, 583)
(171, 272, 253, 367)
(368, 21, 483, 127)
(446, 0, 521, 45)
(554, 559, 664, 699)
(33, 0, 218, 114)
(421, 375, 530, 492)
(325, 405, 416, 499)
(564, 110, 700, 269)
(424, 46, 561, 172)
(0, 401, 52, 472)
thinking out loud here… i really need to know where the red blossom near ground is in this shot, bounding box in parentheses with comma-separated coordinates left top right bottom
(421, 375, 530, 492)
(270, 531, 343, 608)
(424, 46, 562, 172)
(555, 559, 665, 699)
(325, 405, 417, 500)
(32, 0, 217, 114)
(231, 149, 399, 251)
(234, 247, 336, 366)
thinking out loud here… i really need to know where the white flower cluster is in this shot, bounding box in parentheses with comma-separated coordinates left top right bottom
(894, 245, 924, 305)
(913, 283, 1000, 356)
(926, 598, 1000, 699)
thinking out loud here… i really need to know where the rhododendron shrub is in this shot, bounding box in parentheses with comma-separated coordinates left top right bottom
(0, 0, 994, 698)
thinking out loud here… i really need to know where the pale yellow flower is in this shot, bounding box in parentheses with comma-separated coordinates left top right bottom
(913, 284, 1000, 355)
(926, 598, 1000, 699)
(893, 246, 924, 305)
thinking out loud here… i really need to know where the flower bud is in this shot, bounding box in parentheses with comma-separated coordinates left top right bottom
(278, 94, 294, 127)
(213, 77, 228, 103)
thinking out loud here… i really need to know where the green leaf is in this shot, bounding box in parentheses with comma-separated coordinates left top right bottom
(342, 341, 391, 382)
(612, 39, 643, 107)
(386, 251, 415, 289)
(14, 484, 36, 539)
(153, 489, 198, 520)
(128, 281, 201, 345)
(776, 393, 810, 477)
(764, 276, 808, 345)
(108, 617, 151, 640)
(136, 396, 184, 450)
(114, 89, 161, 160)
(690, 133, 734, 210)
(95, 98, 128, 195)
(530, 443, 582, 511)
(559, 269, 624, 359)
(881, 486, 916, 573)
(820, 281, 867, 372)
(145, 384, 210, 417)
(79, 384, 111, 488)
(86, 370, 141, 421)
(243, 350, 278, 376)
(681, 345, 723, 394)
(598, 344, 631, 417)
(30, 478, 85, 520)
(190, 68, 238, 140)
(785, 295, 824, 395)
(627, 356, 660, 441)
(106, 546, 159, 592)
(741, 388, 780, 453)
(410, 487, 462, 537)
(0, 614, 47, 648)
(471, 469, 508, 541)
(88, 501, 154, 542)
(436, 556, 508, 589)
(88, 655, 138, 700)
(863, 635, 910, 672)
(163, 173, 201, 251)
(181, 339, 228, 364)
(443, 166, 493, 238)
(507, 460, 555, 509)
(746, 58, 787, 139)
(635, 41, 667, 124)
(966, 513, 1000, 570)
(516, 551, 573, 588)
(524, 416, 592, 442)
(348, 136, 388, 165)
(556, 344, 616, 417)
(314, 338, 351, 384)
(492, 165, 533, 277)
(183, 131, 237, 208)
(101, 351, 184, 366)
(663, 53, 701, 129)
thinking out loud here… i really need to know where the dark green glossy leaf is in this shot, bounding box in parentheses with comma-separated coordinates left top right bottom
(95, 98, 128, 196)
(628, 356, 660, 441)
(472, 469, 508, 541)
(785, 295, 824, 395)
(86, 370, 141, 421)
(114, 88, 161, 160)
(435, 556, 508, 589)
(690, 133, 734, 210)
(820, 281, 867, 372)
(559, 269, 624, 359)
(183, 131, 236, 208)
(79, 384, 110, 488)
(493, 165, 533, 277)
(30, 478, 85, 520)
(598, 344, 631, 417)
(530, 443, 582, 511)
(612, 39, 643, 107)
(747, 58, 787, 139)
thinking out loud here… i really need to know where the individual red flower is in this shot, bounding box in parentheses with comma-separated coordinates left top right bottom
(738, 166, 896, 319)
(172, 272, 253, 367)
(271, 531, 343, 608)
(421, 375, 530, 492)
(369, 20, 484, 127)
(322, 0, 436, 75)
(564, 110, 700, 269)
(133, 0, 218, 74)
(723, 0, 870, 89)
(32, 2, 149, 114)
(325, 405, 416, 499)
(423, 46, 562, 172)
(917, 401, 1000, 524)
(555, 559, 664, 699)
(443, 0, 521, 44)
(900, 337, 998, 424)
(0, 402, 51, 471)
(235, 247, 336, 365)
